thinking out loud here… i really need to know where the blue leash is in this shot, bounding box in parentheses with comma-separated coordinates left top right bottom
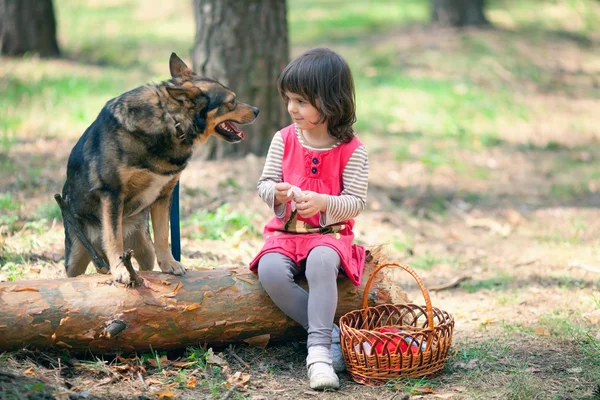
(170, 181, 181, 262)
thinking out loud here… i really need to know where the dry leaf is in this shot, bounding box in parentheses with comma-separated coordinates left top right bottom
(13, 287, 39, 292)
(206, 349, 228, 366)
(226, 371, 250, 389)
(243, 334, 270, 349)
(114, 365, 132, 373)
(154, 389, 175, 399)
(187, 376, 197, 388)
(144, 298, 167, 307)
(24, 367, 35, 376)
(145, 378, 163, 385)
(415, 387, 435, 394)
(182, 303, 201, 312)
(234, 276, 256, 285)
(583, 310, 600, 325)
(147, 355, 170, 368)
(172, 281, 184, 294)
(480, 317, 495, 326)
(172, 361, 196, 368)
(534, 327, 551, 336)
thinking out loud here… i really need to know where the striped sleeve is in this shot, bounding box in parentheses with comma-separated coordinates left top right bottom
(320, 145, 369, 227)
(257, 131, 287, 219)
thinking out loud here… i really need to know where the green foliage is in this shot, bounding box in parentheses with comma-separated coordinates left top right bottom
(0, 262, 26, 281)
(461, 273, 514, 293)
(385, 376, 435, 394)
(409, 251, 456, 270)
(184, 204, 257, 240)
(185, 346, 208, 369)
(392, 234, 414, 254)
(35, 201, 63, 222)
(0, 193, 20, 211)
(455, 338, 511, 365)
(505, 367, 544, 400)
(290, 0, 428, 45)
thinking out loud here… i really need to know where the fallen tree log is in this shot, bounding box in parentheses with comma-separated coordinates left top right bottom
(0, 256, 408, 354)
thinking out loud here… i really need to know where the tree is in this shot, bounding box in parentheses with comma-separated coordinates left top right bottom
(192, 0, 289, 159)
(431, 0, 490, 27)
(0, 0, 60, 57)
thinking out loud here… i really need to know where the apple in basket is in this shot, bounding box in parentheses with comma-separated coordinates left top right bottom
(355, 327, 427, 355)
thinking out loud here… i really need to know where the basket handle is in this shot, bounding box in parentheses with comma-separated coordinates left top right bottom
(362, 261, 435, 330)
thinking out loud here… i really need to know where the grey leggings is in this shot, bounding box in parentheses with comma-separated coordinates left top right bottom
(257, 246, 341, 348)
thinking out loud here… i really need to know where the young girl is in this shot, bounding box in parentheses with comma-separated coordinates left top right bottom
(249, 48, 369, 390)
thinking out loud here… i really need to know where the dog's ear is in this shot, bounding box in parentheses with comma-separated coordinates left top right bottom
(166, 86, 203, 102)
(169, 53, 193, 78)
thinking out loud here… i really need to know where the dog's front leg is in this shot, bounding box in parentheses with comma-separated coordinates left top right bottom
(100, 194, 131, 284)
(151, 178, 186, 276)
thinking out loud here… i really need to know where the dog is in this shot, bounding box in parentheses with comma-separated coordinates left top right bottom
(60, 53, 259, 284)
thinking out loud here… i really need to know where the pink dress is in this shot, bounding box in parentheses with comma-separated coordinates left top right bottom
(249, 124, 366, 286)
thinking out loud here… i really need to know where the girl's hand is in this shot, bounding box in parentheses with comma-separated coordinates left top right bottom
(295, 191, 327, 218)
(274, 182, 293, 206)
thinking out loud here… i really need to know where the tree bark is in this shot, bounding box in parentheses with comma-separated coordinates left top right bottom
(0, 0, 60, 57)
(192, 0, 289, 159)
(0, 262, 407, 354)
(431, 0, 490, 27)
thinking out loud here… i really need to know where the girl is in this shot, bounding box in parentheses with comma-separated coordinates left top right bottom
(249, 48, 369, 390)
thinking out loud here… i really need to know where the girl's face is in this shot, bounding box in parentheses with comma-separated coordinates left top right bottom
(285, 92, 325, 132)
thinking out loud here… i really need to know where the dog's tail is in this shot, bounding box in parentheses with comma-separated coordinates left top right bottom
(54, 194, 110, 274)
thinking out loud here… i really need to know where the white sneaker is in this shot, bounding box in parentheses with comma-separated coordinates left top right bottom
(307, 346, 340, 390)
(331, 324, 346, 372)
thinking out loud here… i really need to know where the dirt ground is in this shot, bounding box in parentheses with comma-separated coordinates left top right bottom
(1, 14, 600, 400)
(2, 134, 600, 399)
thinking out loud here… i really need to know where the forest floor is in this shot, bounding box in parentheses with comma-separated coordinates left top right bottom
(2, 0, 600, 399)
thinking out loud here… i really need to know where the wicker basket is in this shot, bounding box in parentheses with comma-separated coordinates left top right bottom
(339, 262, 454, 386)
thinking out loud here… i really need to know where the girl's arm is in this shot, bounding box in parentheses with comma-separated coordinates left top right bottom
(319, 146, 369, 226)
(257, 131, 287, 219)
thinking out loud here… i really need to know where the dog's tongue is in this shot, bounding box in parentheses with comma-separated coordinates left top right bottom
(220, 121, 244, 139)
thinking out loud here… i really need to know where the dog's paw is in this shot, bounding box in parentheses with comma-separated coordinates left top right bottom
(158, 259, 186, 276)
(111, 266, 132, 285)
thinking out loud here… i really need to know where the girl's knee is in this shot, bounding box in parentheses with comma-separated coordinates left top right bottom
(257, 253, 294, 287)
(305, 246, 340, 280)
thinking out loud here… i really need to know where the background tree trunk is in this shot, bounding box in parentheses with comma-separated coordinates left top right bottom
(0, 263, 408, 354)
(192, 0, 289, 160)
(431, 0, 490, 27)
(0, 0, 60, 57)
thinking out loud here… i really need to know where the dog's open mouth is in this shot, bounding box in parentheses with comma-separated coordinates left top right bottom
(216, 121, 245, 141)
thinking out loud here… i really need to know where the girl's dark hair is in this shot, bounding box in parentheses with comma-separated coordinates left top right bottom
(277, 48, 356, 141)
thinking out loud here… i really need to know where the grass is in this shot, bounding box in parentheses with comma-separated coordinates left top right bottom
(0, 193, 20, 212)
(289, 0, 428, 45)
(35, 201, 62, 222)
(183, 204, 259, 240)
(461, 273, 515, 293)
(409, 251, 457, 270)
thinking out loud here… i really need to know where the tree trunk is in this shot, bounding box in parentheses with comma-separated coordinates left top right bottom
(192, 0, 289, 159)
(0, 0, 60, 57)
(0, 262, 408, 354)
(431, 0, 490, 27)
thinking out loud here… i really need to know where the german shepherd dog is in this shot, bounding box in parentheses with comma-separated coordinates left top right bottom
(60, 53, 259, 284)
